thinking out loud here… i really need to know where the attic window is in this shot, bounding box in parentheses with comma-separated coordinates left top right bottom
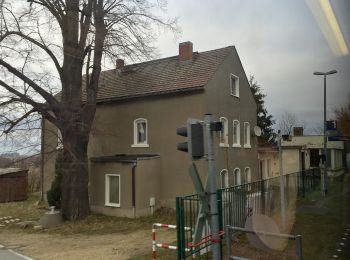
(230, 74, 239, 97)
(132, 118, 149, 148)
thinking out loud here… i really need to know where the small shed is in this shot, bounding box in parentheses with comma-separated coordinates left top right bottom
(0, 168, 28, 202)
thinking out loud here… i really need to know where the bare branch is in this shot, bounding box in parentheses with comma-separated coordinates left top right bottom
(0, 79, 57, 124)
(4, 108, 35, 134)
(0, 59, 59, 111)
(1, 31, 62, 77)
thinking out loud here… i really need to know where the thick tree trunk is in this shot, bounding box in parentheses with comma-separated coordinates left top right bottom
(60, 143, 90, 220)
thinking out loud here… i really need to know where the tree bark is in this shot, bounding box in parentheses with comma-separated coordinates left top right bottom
(60, 144, 90, 220)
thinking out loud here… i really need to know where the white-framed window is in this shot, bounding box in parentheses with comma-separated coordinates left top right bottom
(245, 167, 251, 183)
(244, 122, 251, 148)
(232, 120, 240, 147)
(57, 129, 63, 149)
(105, 174, 121, 207)
(233, 168, 241, 186)
(219, 117, 229, 147)
(220, 169, 229, 188)
(132, 118, 149, 147)
(230, 74, 239, 97)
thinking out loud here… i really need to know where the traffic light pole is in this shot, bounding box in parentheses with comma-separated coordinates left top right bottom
(204, 114, 221, 260)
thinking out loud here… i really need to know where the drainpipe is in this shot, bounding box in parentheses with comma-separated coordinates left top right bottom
(132, 161, 137, 218)
(40, 116, 45, 201)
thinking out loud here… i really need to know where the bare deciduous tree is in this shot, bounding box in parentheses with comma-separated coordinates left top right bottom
(334, 94, 350, 137)
(278, 111, 307, 136)
(278, 111, 297, 135)
(0, 0, 177, 220)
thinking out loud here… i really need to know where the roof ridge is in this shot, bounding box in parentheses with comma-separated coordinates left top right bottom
(102, 45, 235, 72)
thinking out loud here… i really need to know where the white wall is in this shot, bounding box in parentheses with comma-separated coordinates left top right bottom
(282, 136, 344, 149)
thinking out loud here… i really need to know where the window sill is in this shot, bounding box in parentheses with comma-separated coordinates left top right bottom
(232, 144, 241, 148)
(105, 203, 120, 208)
(219, 143, 229, 148)
(131, 144, 149, 148)
(230, 94, 240, 98)
(243, 145, 251, 149)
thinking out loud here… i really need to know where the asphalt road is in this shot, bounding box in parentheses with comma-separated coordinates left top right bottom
(0, 245, 32, 260)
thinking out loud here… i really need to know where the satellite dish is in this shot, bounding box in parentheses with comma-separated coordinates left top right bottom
(254, 126, 262, 137)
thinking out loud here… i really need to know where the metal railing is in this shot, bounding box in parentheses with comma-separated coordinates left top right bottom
(176, 168, 320, 259)
(226, 226, 303, 260)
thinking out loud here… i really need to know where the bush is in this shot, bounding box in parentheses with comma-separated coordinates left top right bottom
(47, 151, 64, 209)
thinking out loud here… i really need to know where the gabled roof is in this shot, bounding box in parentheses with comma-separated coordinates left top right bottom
(88, 46, 234, 103)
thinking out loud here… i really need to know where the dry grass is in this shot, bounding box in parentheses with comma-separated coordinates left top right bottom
(0, 192, 46, 222)
(0, 193, 176, 236)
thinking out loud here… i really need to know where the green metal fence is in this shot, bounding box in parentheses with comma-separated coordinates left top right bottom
(176, 168, 321, 259)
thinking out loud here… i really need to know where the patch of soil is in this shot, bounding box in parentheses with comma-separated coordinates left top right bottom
(0, 228, 176, 260)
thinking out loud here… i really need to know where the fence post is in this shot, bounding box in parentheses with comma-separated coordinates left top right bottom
(301, 170, 305, 198)
(176, 197, 185, 260)
(216, 190, 223, 256)
(226, 226, 232, 259)
(261, 180, 265, 215)
(295, 235, 303, 260)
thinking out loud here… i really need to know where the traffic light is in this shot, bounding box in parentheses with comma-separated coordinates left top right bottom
(176, 120, 204, 160)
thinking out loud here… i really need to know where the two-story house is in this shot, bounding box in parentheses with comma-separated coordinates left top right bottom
(42, 42, 259, 217)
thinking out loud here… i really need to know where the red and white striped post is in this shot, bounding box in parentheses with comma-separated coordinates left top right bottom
(152, 223, 191, 259)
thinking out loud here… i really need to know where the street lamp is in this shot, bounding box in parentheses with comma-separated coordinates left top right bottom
(313, 70, 337, 196)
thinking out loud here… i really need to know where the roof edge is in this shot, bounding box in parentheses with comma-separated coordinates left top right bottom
(96, 85, 204, 104)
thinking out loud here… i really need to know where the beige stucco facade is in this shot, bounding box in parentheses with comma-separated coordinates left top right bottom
(257, 135, 345, 180)
(281, 135, 345, 176)
(42, 47, 259, 217)
(90, 156, 161, 218)
(257, 148, 279, 179)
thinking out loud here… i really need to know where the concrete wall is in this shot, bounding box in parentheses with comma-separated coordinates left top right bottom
(204, 47, 259, 185)
(88, 92, 206, 208)
(282, 136, 344, 149)
(89, 157, 161, 217)
(90, 161, 133, 217)
(135, 157, 161, 217)
(282, 149, 300, 174)
(258, 151, 279, 178)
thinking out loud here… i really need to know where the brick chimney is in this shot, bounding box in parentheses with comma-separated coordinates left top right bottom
(116, 58, 124, 70)
(179, 41, 193, 61)
(293, 127, 304, 136)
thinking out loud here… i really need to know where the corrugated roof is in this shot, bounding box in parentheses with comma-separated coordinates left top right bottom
(84, 46, 234, 102)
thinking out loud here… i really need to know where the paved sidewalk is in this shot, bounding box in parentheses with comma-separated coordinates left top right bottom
(0, 245, 33, 260)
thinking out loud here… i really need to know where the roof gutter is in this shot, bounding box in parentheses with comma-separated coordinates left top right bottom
(95, 85, 205, 105)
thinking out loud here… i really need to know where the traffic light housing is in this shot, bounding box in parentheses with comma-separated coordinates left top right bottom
(177, 120, 204, 160)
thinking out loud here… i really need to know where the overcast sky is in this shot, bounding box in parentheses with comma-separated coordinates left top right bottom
(154, 0, 350, 132)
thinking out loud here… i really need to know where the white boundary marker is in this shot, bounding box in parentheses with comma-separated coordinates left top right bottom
(0, 244, 34, 260)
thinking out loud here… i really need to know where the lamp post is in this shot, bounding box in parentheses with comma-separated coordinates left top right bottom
(313, 70, 337, 196)
(277, 130, 286, 230)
